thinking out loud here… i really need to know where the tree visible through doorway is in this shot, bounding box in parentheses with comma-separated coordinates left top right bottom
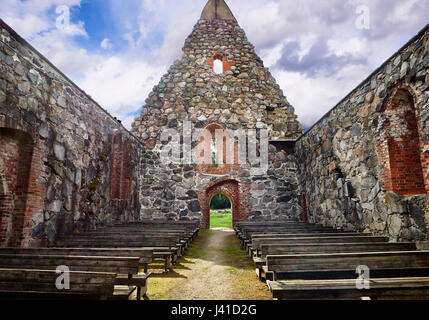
(210, 193, 232, 228)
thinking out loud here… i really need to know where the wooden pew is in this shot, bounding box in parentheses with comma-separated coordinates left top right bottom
(126, 221, 200, 239)
(0, 248, 153, 273)
(260, 242, 417, 258)
(237, 226, 351, 248)
(57, 236, 178, 272)
(240, 229, 351, 249)
(84, 229, 193, 248)
(239, 226, 342, 237)
(234, 221, 323, 234)
(0, 269, 118, 300)
(263, 251, 429, 281)
(267, 277, 429, 300)
(254, 242, 417, 278)
(243, 232, 366, 252)
(0, 255, 144, 299)
(250, 236, 390, 257)
(250, 232, 364, 239)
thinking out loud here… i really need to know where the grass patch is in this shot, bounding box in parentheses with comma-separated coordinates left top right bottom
(225, 267, 238, 275)
(217, 247, 239, 255)
(210, 210, 232, 228)
(185, 248, 207, 259)
(184, 231, 208, 259)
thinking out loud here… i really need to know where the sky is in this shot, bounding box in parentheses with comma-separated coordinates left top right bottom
(1, 0, 428, 130)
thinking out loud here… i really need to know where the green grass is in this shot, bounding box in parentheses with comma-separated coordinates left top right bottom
(210, 210, 232, 228)
(217, 247, 239, 255)
(225, 267, 238, 275)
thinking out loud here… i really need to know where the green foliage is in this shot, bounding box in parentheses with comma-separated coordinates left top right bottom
(210, 193, 231, 210)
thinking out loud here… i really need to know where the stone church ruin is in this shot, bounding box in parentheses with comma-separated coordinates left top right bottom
(0, 0, 429, 300)
(0, 0, 428, 246)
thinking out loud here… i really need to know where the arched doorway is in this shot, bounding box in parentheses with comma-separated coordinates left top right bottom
(209, 193, 232, 228)
(378, 88, 426, 195)
(198, 177, 248, 229)
(0, 128, 34, 247)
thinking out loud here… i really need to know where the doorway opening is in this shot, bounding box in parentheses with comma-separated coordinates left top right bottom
(209, 193, 232, 229)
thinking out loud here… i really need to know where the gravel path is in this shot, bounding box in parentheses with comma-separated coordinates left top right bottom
(146, 228, 271, 300)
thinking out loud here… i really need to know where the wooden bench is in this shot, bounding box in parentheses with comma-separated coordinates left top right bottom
(267, 277, 429, 300)
(0, 268, 118, 300)
(239, 226, 342, 237)
(244, 232, 369, 251)
(249, 236, 390, 257)
(263, 251, 429, 281)
(126, 221, 200, 239)
(62, 234, 181, 252)
(238, 228, 351, 247)
(0, 248, 153, 273)
(0, 254, 146, 300)
(234, 221, 326, 233)
(250, 232, 362, 239)
(254, 242, 417, 278)
(259, 242, 417, 258)
(57, 237, 178, 272)
(239, 230, 348, 249)
(244, 232, 365, 248)
(84, 229, 193, 248)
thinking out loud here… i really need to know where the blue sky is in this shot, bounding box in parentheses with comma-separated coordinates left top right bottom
(1, 0, 429, 129)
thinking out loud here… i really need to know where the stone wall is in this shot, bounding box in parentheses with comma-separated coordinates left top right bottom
(0, 20, 142, 247)
(132, 17, 303, 226)
(296, 24, 429, 242)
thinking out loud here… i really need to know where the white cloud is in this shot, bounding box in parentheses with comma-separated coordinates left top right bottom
(100, 38, 113, 50)
(2, 0, 429, 131)
(77, 55, 165, 120)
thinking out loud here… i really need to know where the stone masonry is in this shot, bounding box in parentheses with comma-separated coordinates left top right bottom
(0, 0, 428, 246)
(0, 20, 142, 247)
(296, 26, 429, 242)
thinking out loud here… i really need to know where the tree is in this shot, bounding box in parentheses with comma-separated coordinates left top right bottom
(210, 194, 231, 210)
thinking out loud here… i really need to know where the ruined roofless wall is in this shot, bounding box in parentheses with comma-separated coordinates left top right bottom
(296, 24, 429, 242)
(0, 20, 142, 247)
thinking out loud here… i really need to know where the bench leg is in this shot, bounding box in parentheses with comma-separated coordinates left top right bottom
(135, 283, 147, 301)
(256, 268, 263, 282)
(164, 255, 172, 272)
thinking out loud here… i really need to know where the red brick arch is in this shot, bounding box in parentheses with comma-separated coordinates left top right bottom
(207, 53, 235, 73)
(110, 130, 132, 200)
(195, 123, 240, 175)
(377, 86, 427, 195)
(0, 115, 45, 247)
(198, 177, 248, 229)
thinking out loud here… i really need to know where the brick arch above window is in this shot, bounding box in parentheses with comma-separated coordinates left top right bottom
(195, 123, 240, 175)
(207, 53, 235, 73)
